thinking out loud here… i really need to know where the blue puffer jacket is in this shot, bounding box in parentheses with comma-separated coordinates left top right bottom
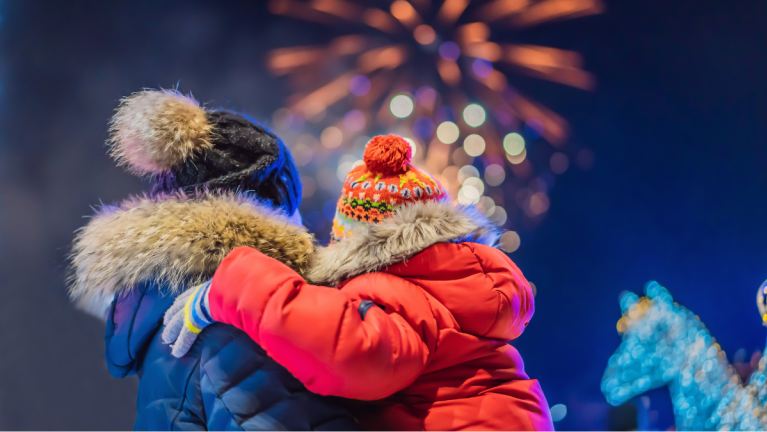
(70, 193, 358, 431)
(106, 282, 356, 430)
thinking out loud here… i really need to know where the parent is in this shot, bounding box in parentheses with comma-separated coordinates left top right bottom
(68, 90, 356, 430)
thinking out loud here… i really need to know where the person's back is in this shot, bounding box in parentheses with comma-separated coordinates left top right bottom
(69, 90, 357, 430)
(164, 135, 553, 430)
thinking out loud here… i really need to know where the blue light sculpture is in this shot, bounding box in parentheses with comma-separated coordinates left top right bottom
(602, 281, 767, 430)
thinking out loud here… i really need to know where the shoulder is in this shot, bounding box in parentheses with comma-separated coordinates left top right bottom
(460, 242, 522, 274)
(387, 241, 519, 281)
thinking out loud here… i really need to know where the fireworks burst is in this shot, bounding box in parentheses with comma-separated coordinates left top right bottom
(267, 0, 602, 241)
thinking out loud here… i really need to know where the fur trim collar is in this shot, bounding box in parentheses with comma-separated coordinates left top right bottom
(308, 200, 501, 286)
(69, 192, 314, 314)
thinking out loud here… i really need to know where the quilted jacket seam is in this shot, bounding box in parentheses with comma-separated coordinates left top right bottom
(464, 243, 502, 338)
(170, 356, 202, 431)
(201, 335, 276, 430)
(200, 363, 245, 431)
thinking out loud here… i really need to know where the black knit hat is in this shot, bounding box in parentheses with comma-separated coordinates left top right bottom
(108, 90, 302, 215)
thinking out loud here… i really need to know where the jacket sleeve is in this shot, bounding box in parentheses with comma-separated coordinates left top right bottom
(207, 246, 430, 401)
(475, 244, 535, 341)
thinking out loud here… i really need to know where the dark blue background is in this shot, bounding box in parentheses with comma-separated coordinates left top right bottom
(0, 1, 764, 429)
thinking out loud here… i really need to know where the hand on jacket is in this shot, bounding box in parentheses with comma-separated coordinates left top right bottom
(162, 280, 214, 357)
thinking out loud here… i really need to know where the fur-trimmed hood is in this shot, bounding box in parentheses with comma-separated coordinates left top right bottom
(308, 200, 501, 286)
(69, 191, 314, 316)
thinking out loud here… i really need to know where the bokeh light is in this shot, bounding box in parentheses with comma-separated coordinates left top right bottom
(404, 137, 417, 158)
(550, 404, 567, 422)
(463, 134, 486, 157)
(320, 126, 343, 148)
(390, 94, 414, 118)
(415, 86, 437, 108)
(499, 231, 521, 253)
(507, 148, 527, 165)
(457, 185, 481, 205)
(503, 133, 525, 156)
(336, 154, 359, 182)
(472, 59, 493, 79)
(453, 147, 473, 166)
(413, 116, 435, 140)
(457, 165, 480, 184)
(478, 196, 495, 215)
(438, 41, 460, 61)
(413, 24, 436, 45)
(550, 152, 569, 174)
(291, 134, 316, 167)
(463, 176, 485, 196)
(463, 104, 486, 127)
(436, 121, 460, 144)
(343, 110, 366, 132)
(349, 75, 371, 97)
(300, 175, 316, 199)
(264, 0, 603, 235)
(490, 206, 508, 226)
(527, 192, 550, 216)
(484, 164, 505, 186)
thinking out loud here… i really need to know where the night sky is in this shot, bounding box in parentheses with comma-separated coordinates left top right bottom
(0, 1, 765, 430)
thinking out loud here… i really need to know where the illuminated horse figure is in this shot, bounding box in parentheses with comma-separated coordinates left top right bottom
(602, 281, 767, 430)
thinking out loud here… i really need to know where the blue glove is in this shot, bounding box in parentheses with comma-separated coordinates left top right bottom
(162, 280, 214, 357)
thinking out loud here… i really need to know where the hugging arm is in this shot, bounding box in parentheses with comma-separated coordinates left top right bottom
(165, 246, 429, 400)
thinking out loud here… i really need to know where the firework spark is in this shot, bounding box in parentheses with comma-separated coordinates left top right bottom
(267, 0, 602, 232)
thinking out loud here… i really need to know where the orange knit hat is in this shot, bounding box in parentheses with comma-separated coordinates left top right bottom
(332, 134, 447, 241)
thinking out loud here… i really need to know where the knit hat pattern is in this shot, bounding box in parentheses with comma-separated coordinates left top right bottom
(333, 135, 446, 241)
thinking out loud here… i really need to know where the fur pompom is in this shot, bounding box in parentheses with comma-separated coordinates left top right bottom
(363, 134, 412, 175)
(109, 89, 214, 176)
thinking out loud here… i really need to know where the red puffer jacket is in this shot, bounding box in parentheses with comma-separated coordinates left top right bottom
(207, 202, 553, 431)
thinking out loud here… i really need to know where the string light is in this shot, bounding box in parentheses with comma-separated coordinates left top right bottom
(602, 281, 767, 431)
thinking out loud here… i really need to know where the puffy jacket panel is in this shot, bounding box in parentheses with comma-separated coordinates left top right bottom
(106, 282, 357, 431)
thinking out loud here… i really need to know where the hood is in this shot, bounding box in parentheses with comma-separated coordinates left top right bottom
(309, 200, 529, 341)
(69, 191, 315, 318)
(308, 200, 501, 286)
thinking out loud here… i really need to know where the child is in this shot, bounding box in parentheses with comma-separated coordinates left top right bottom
(165, 135, 554, 431)
(69, 89, 356, 430)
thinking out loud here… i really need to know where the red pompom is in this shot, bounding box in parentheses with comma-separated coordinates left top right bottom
(363, 134, 412, 175)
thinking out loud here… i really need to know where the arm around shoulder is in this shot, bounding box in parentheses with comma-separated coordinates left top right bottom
(208, 246, 430, 400)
